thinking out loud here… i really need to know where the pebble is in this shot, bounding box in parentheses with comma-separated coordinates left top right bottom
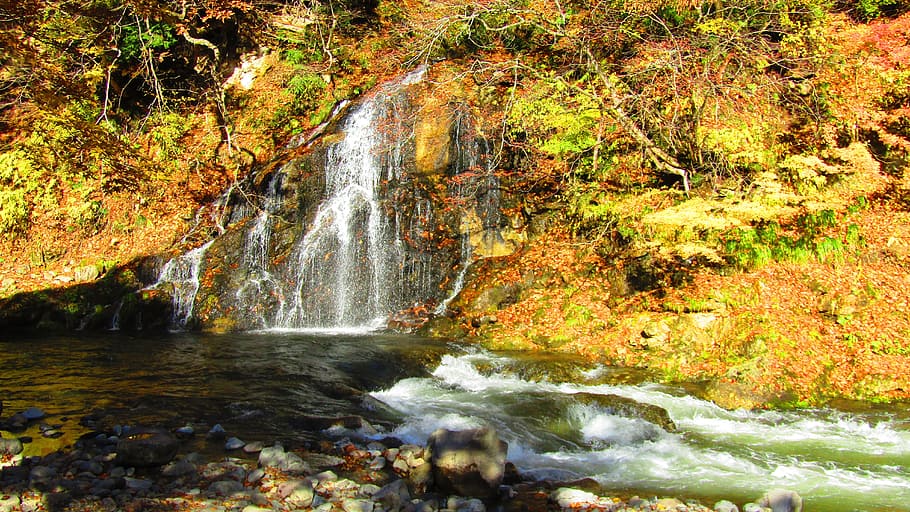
(0, 418, 761, 512)
(208, 424, 227, 439)
(243, 441, 264, 453)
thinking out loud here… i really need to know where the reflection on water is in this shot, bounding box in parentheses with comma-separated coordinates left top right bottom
(0, 331, 450, 442)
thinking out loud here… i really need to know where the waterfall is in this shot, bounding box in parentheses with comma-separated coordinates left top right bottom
(273, 67, 429, 329)
(147, 66, 504, 332)
(152, 241, 213, 330)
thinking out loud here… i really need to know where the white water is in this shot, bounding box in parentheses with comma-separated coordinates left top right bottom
(372, 351, 910, 511)
(152, 240, 213, 330)
(273, 67, 428, 329)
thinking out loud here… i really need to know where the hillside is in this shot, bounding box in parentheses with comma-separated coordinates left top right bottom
(1, 0, 908, 406)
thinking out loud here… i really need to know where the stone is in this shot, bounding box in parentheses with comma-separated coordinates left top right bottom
(0, 437, 23, 455)
(22, 407, 46, 420)
(279, 480, 315, 508)
(162, 459, 197, 477)
(758, 489, 803, 512)
(209, 479, 244, 496)
(743, 504, 770, 512)
(207, 424, 227, 439)
(175, 425, 195, 438)
(243, 441, 264, 453)
(342, 498, 374, 512)
(0, 494, 20, 512)
(373, 479, 410, 512)
(225, 437, 245, 450)
(260, 444, 310, 474)
(246, 468, 266, 485)
(426, 427, 508, 498)
(552, 488, 599, 509)
(116, 428, 179, 467)
(124, 477, 153, 491)
(715, 501, 740, 512)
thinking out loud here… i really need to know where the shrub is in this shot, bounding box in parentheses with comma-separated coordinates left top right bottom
(287, 73, 328, 114)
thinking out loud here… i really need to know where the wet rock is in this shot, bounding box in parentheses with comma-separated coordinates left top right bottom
(426, 427, 507, 498)
(0, 437, 23, 455)
(175, 425, 195, 438)
(758, 489, 802, 512)
(572, 392, 677, 432)
(207, 424, 227, 440)
(116, 428, 179, 467)
(22, 407, 46, 420)
(225, 437, 245, 450)
(8, 413, 28, 430)
(243, 441, 264, 453)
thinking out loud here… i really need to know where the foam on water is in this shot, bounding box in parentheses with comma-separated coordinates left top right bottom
(371, 351, 910, 511)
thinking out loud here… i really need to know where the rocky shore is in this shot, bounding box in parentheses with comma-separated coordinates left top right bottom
(1, 403, 802, 512)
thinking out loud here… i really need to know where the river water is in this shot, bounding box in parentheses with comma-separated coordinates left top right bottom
(2, 331, 908, 511)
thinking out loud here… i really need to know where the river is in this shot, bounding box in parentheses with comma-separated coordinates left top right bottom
(2, 331, 908, 511)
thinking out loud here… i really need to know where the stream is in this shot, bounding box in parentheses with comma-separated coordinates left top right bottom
(2, 331, 908, 511)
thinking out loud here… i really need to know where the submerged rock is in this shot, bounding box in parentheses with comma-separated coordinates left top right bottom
(572, 392, 677, 432)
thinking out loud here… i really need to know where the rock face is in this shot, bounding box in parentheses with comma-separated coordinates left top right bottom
(143, 69, 520, 332)
(426, 427, 508, 498)
(116, 428, 179, 467)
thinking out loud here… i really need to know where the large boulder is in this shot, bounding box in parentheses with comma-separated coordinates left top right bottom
(426, 427, 507, 499)
(116, 428, 179, 467)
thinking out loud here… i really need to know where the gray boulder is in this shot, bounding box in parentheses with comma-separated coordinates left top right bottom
(116, 428, 179, 467)
(758, 489, 803, 512)
(426, 427, 507, 498)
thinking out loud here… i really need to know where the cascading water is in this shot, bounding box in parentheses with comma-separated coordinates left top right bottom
(372, 351, 910, 512)
(152, 240, 213, 330)
(273, 68, 428, 329)
(150, 67, 503, 332)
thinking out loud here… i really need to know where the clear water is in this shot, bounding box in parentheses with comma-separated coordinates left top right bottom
(2, 333, 907, 511)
